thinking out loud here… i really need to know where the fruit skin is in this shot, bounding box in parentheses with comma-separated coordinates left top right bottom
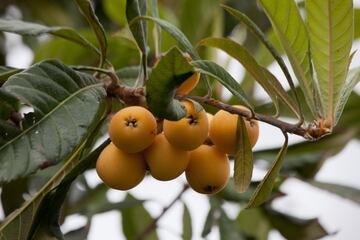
(185, 145, 230, 194)
(144, 134, 190, 181)
(206, 112, 213, 125)
(209, 105, 259, 155)
(109, 106, 157, 153)
(176, 72, 200, 95)
(163, 100, 209, 150)
(96, 143, 146, 190)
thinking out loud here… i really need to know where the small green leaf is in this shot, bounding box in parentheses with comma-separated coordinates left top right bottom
(236, 208, 270, 240)
(0, 60, 106, 183)
(335, 67, 360, 125)
(234, 116, 253, 193)
(135, 16, 200, 60)
(201, 209, 216, 238)
(182, 202, 192, 240)
(121, 194, 159, 240)
(75, 0, 108, 67)
(146, 46, 195, 120)
(219, 210, 245, 240)
(199, 38, 300, 118)
(192, 60, 252, 109)
(259, 0, 320, 118)
(308, 181, 360, 205)
(246, 133, 288, 208)
(306, 0, 353, 126)
(0, 19, 99, 57)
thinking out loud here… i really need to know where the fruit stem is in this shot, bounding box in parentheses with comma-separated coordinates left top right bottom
(136, 184, 190, 240)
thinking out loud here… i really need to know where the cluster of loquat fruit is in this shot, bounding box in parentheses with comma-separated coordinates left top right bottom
(96, 72, 259, 195)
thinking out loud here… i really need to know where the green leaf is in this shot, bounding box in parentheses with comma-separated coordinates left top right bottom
(259, 0, 320, 118)
(182, 202, 192, 240)
(199, 38, 300, 118)
(192, 60, 252, 109)
(63, 226, 89, 240)
(116, 66, 152, 86)
(0, 60, 106, 183)
(246, 133, 288, 208)
(1, 178, 28, 217)
(335, 67, 360, 125)
(146, 46, 194, 120)
(222, 5, 301, 115)
(308, 181, 360, 205)
(0, 19, 99, 57)
(306, 0, 353, 126)
(28, 139, 110, 239)
(263, 207, 328, 240)
(121, 194, 159, 240)
(75, 0, 108, 67)
(0, 130, 109, 239)
(0, 67, 22, 86)
(355, 8, 360, 39)
(201, 208, 216, 238)
(234, 116, 253, 192)
(0, 89, 19, 120)
(236, 208, 270, 240)
(179, 0, 220, 44)
(135, 16, 200, 60)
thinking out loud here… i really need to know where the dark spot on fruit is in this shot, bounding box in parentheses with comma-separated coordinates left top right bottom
(204, 185, 218, 193)
(187, 115, 198, 125)
(125, 117, 138, 128)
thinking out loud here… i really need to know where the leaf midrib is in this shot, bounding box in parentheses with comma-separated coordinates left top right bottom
(0, 83, 103, 153)
(328, 0, 334, 122)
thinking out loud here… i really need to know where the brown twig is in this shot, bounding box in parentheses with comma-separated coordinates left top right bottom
(136, 184, 190, 240)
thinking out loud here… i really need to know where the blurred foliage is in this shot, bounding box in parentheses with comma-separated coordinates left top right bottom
(0, 1, 359, 240)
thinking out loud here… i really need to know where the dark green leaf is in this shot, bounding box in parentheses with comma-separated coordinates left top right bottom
(182, 202, 192, 240)
(121, 194, 158, 240)
(0, 19, 99, 57)
(0, 89, 19, 120)
(192, 60, 252, 109)
(135, 16, 200, 60)
(308, 181, 360, 205)
(199, 38, 300, 118)
(146, 46, 194, 120)
(234, 116, 253, 192)
(75, 0, 108, 67)
(259, 0, 320, 118)
(246, 133, 288, 208)
(263, 207, 328, 240)
(116, 66, 152, 86)
(306, 0, 353, 126)
(0, 60, 106, 183)
(1, 178, 28, 216)
(0, 67, 22, 86)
